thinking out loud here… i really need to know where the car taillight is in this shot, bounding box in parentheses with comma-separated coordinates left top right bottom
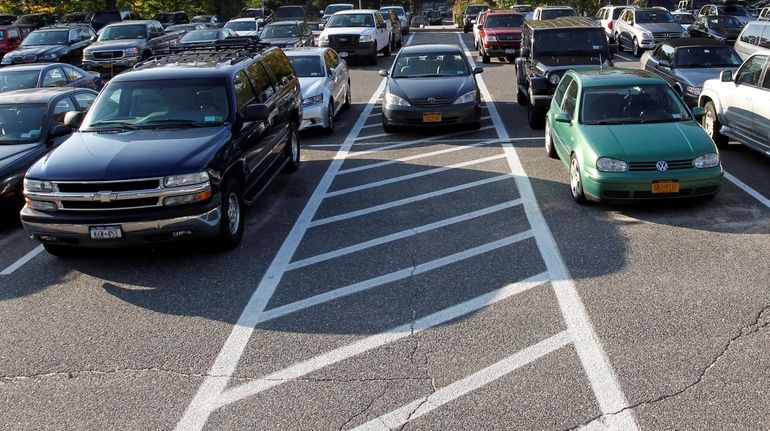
(608, 21, 613, 30)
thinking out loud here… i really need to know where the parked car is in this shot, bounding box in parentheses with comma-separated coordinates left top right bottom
(322, 3, 355, 24)
(20, 43, 302, 255)
(0, 63, 103, 93)
(473, 10, 489, 51)
(688, 15, 744, 43)
(381, 9, 403, 48)
(285, 47, 350, 132)
(532, 6, 578, 21)
(61, 12, 92, 24)
(733, 20, 770, 59)
(616, 7, 688, 57)
(174, 28, 238, 50)
(165, 23, 208, 36)
(238, 7, 273, 30)
(380, 6, 410, 35)
(463, 4, 489, 33)
(595, 5, 627, 43)
(318, 9, 392, 65)
(14, 13, 57, 30)
(379, 44, 483, 132)
(276, 6, 307, 22)
(82, 21, 180, 75)
(700, 52, 770, 153)
(510, 5, 534, 14)
(153, 11, 189, 28)
(259, 21, 314, 48)
(1, 25, 96, 66)
(546, 68, 722, 203)
(0, 87, 97, 215)
(698, 3, 754, 24)
(427, 10, 443, 25)
(89, 10, 141, 32)
(515, 17, 613, 128)
(0, 26, 32, 59)
(191, 15, 223, 28)
(672, 11, 697, 29)
(477, 11, 525, 63)
(224, 18, 263, 40)
(0, 15, 16, 26)
(641, 38, 742, 105)
(677, 0, 710, 15)
(759, 6, 770, 20)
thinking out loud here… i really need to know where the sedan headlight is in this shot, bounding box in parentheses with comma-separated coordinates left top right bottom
(303, 93, 324, 106)
(548, 73, 561, 85)
(23, 179, 54, 192)
(685, 85, 702, 96)
(596, 157, 629, 172)
(453, 90, 477, 105)
(1, 56, 11, 64)
(384, 92, 410, 107)
(359, 34, 373, 42)
(693, 153, 719, 169)
(124, 47, 140, 56)
(164, 172, 209, 188)
(485, 35, 497, 42)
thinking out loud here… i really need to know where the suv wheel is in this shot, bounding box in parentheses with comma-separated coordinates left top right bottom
(283, 124, 301, 173)
(481, 50, 490, 64)
(215, 179, 244, 249)
(633, 37, 643, 57)
(703, 101, 729, 148)
(369, 46, 378, 65)
(527, 99, 545, 129)
(383, 40, 391, 57)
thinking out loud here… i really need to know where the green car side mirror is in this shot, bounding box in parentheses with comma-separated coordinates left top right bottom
(691, 106, 706, 119)
(554, 111, 571, 123)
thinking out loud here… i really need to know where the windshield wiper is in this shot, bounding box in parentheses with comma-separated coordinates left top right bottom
(142, 119, 211, 128)
(85, 121, 139, 130)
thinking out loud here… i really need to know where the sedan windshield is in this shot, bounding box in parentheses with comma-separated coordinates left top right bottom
(540, 9, 576, 19)
(22, 31, 67, 46)
(580, 84, 691, 125)
(261, 24, 299, 38)
(675, 45, 742, 67)
(327, 13, 374, 27)
(708, 16, 743, 28)
(82, 78, 230, 130)
(0, 104, 45, 144)
(0, 70, 39, 92)
(636, 11, 676, 23)
(392, 53, 468, 78)
(288, 55, 325, 77)
(180, 30, 219, 42)
(485, 14, 525, 27)
(99, 25, 147, 41)
(225, 21, 257, 32)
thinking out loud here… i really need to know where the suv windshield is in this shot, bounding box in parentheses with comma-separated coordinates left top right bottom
(327, 13, 374, 27)
(83, 78, 231, 129)
(326, 5, 353, 14)
(717, 5, 750, 16)
(675, 45, 742, 67)
(225, 21, 257, 32)
(261, 24, 299, 38)
(21, 30, 67, 46)
(288, 55, 324, 77)
(91, 11, 121, 23)
(540, 9, 576, 19)
(580, 84, 690, 125)
(0, 104, 45, 144)
(485, 14, 525, 27)
(636, 11, 676, 23)
(392, 53, 468, 78)
(708, 16, 743, 27)
(99, 24, 147, 41)
(534, 29, 609, 56)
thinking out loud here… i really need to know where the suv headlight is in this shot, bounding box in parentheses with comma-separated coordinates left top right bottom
(596, 157, 629, 172)
(124, 47, 140, 56)
(319, 34, 329, 43)
(303, 93, 324, 106)
(164, 172, 209, 188)
(640, 30, 653, 40)
(685, 85, 701, 96)
(359, 34, 373, 42)
(693, 153, 719, 169)
(485, 35, 497, 42)
(24, 179, 54, 192)
(385, 92, 410, 106)
(453, 90, 476, 104)
(548, 73, 561, 85)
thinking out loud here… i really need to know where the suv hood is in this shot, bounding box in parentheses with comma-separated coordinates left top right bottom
(484, 28, 522, 36)
(322, 27, 374, 36)
(581, 121, 715, 160)
(28, 127, 231, 181)
(87, 39, 147, 51)
(638, 23, 684, 33)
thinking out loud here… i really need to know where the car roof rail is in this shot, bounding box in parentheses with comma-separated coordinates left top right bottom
(135, 39, 271, 70)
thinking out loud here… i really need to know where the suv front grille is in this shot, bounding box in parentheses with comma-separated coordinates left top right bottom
(93, 50, 124, 60)
(652, 32, 682, 40)
(57, 179, 161, 193)
(61, 197, 160, 210)
(628, 160, 692, 171)
(329, 34, 359, 46)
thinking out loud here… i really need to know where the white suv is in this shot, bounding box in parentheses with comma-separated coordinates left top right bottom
(594, 5, 625, 43)
(615, 7, 688, 57)
(318, 9, 392, 65)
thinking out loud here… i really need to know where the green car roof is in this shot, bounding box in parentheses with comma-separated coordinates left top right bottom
(570, 68, 665, 88)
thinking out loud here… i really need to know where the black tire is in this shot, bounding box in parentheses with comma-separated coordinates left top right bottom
(369, 46, 378, 66)
(545, 119, 557, 159)
(703, 101, 729, 148)
(382, 117, 396, 133)
(464, 27, 470, 33)
(517, 88, 527, 106)
(527, 99, 545, 129)
(324, 101, 335, 134)
(283, 123, 300, 173)
(633, 38, 643, 58)
(383, 41, 391, 57)
(481, 51, 490, 64)
(569, 154, 588, 204)
(343, 81, 351, 109)
(43, 243, 77, 257)
(215, 179, 244, 250)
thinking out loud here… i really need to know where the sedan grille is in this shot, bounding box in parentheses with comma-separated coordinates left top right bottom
(628, 160, 692, 171)
(410, 98, 454, 107)
(329, 34, 359, 46)
(93, 50, 124, 60)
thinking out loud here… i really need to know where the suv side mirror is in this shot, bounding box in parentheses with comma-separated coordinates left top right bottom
(63, 111, 84, 129)
(242, 103, 270, 122)
(554, 111, 571, 123)
(721, 70, 733, 82)
(50, 124, 71, 139)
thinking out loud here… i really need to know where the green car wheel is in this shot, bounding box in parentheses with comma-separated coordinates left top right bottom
(570, 155, 587, 204)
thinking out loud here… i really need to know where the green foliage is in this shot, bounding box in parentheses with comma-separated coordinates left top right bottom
(0, 0, 252, 20)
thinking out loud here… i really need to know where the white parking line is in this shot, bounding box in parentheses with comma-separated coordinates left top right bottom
(725, 172, 770, 209)
(458, 33, 640, 430)
(326, 154, 506, 198)
(350, 125, 495, 156)
(353, 331, 571, 431)
(614, 53, 636, 62)
(1, 245, 44, 276)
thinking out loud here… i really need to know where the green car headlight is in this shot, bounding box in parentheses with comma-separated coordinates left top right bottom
(596, 157, 628, 172)
(693, 153, 719, 169)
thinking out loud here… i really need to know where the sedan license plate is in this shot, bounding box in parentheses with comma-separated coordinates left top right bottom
(423, 113, 442, 123)
(651, 181, 680, 194)
(89, 225, 123, 240)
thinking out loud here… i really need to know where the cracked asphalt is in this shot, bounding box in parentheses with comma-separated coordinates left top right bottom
(2, 27, 770, 431)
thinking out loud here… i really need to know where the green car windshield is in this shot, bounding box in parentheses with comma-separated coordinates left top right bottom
(580, 84, 691, 125)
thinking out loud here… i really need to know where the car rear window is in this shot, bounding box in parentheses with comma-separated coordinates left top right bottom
(288, 55, 324, 77)
(540, 9, 576, 19)
(485, 14, 525, 27)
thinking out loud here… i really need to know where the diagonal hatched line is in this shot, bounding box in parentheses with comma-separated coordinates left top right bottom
(349, 125, 495, 157)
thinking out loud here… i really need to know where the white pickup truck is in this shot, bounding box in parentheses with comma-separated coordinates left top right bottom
(318, 9, 392, 65)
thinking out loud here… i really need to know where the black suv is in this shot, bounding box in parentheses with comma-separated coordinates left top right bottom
(153, 11, 190, 28)
(514, 17, 614, 128)
(14, 13, 58, 30)
(89, 10, 141, 31)
(20, 41, 302, 255)
(82, 20, 180, 75)
(1, 24, 96, 66)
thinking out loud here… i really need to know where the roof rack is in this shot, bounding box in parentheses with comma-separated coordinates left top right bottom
(134, 38, 271, 70)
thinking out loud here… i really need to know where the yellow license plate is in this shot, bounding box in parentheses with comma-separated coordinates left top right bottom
(652, 181, 680, 193)
(423, 113, 442, 123)
(101, 63, 112, 69)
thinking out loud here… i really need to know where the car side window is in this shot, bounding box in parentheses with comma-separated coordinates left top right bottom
(262, 50, 294, 92)
(741, 23, 763, 45)
(735, 55, 767, 87)
(552, 75, 574, 108)
(561, 81, 578, 117)
(246, 61, 276, 103)
(661, 45, 675, 63)
(233, 70, 258, 113)
(759, 26, 770, 49)
(374, 12, 384, 27)
(42, 67, 67, 87)
(762, 66, 770, 89)
(68, 29, 79, 42)
(9, 29, 18, 39)
(52, 97, 75, 124)
(74, 92, 96, 110)
(63, 65, 84, 82)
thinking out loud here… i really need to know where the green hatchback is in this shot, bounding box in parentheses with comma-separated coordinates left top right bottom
(545, 68, 723, 203)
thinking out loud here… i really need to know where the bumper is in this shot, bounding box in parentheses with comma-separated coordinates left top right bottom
(582, 167, 723, 201)
(324, 41, 375, 59)
(484, 44, 520, 57)
(300, 102, 329, 130)
(82, 55, 141, 72)
(382, 101, 480, 127)
(20, 197, 222, 248)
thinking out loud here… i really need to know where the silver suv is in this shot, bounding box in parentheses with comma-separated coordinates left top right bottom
(615, 7, 687, 57)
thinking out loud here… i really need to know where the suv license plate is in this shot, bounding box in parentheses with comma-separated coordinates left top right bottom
(423, 113, 442, 123)
(504, 49, 517, 54)
(89, 226, 123, 240)
(651, 181, 680, 194)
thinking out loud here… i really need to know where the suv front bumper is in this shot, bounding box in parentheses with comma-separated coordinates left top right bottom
(82, 55, 141, 73)
(324, 41, 375, 59)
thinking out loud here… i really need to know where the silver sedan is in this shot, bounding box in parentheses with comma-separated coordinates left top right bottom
(285, 47, 351, 133)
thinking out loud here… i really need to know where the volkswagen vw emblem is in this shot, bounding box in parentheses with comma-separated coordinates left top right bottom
(656, 161, 668, 172)
(427, 97, 436, 104)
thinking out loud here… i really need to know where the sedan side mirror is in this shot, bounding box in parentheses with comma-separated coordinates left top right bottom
(378, 69, 389, 77)
(63, 111, 84, 129)
(691, 106, 706, 119)
(472, 66, 483, 74)
(553, 111, 571, 123)
(721, 70, 733, 82)
(242, 103, 270, 122)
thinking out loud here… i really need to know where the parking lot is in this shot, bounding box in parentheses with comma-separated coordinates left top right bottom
(3, 26, 770, 431)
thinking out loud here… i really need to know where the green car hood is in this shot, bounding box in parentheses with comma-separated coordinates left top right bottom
(579, 121, 715, 161)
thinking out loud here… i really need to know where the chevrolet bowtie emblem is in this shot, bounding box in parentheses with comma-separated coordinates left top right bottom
(94, 191, 118, 202)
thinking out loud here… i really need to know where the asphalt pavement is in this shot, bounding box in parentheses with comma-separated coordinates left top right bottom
(2, 25, 770, 431)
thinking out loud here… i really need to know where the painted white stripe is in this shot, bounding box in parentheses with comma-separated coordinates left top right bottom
(215, 273, 551, 407)
(338, 140, 498, 175)
(308, 174, 512, 227)
(306, 136, 544, 149)
(326, 154, 507, 198)
(0, 245, 44, 276)
(355, 132, 390, 140)
(173, 78, 388, 431)
(458, 33, 640, 431)
(361, 123, 381, 129)
(725, 171, 770, 209)
(613, 53, 636, 62)
(353, 331, 571, 431)
(349, 125, 495, 156)
(287, 200, 521, 270)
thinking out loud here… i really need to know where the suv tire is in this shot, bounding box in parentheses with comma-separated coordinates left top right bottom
(703, 101, 729, 148)
(633, 37, 643, 57)
(481, 50, 490, 64)
(527, 98, 545, 129)
(283, 124, 301, 173)
(383, 40, 391, 57)
(215, 179, 244, 249)
(368, 46, 378, 65)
